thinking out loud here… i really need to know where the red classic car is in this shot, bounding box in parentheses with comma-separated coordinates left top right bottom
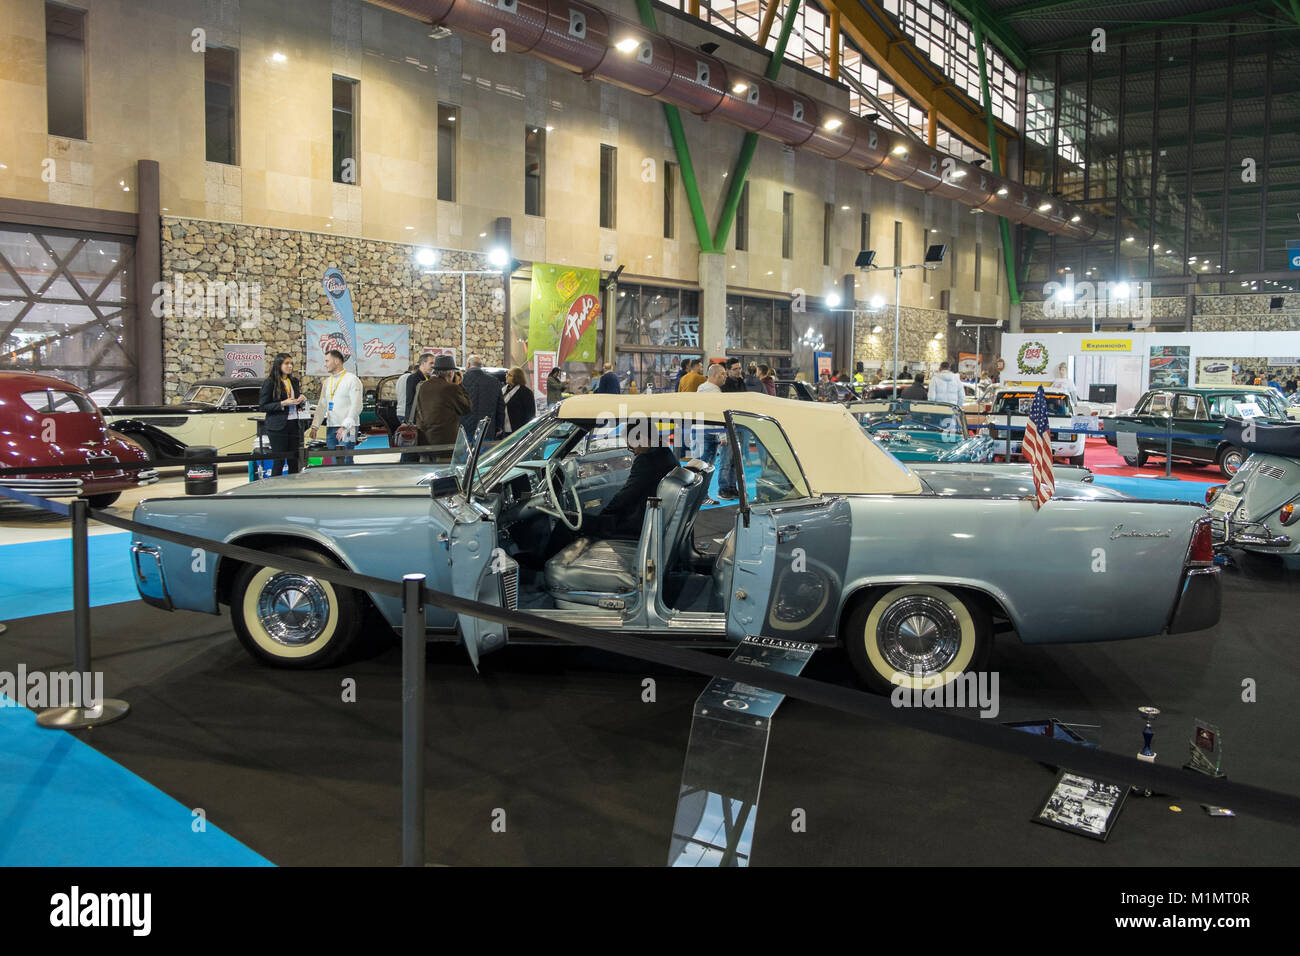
(0, 371, 158, 508)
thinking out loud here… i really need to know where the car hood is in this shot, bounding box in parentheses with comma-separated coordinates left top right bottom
(220, 464, 453, 496)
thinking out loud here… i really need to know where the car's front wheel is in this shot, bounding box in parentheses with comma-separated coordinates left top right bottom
(1217, 445, 1246, 478)
(1123, 451, 1148, 467)
(231, 545, 363, 668)
(845, 584, 991, 695)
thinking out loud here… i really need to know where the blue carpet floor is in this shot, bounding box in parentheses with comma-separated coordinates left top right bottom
(0, 533, 137, 618)
(0, 699, 271, 866)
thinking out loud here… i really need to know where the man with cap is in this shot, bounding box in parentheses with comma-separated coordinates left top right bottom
(411, 354, 471, 459)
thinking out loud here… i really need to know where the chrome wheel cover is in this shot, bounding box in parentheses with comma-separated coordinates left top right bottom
(1223, 451, 1244, 475)
(257, 573, 330, 647)
(875, 595, 962, 675)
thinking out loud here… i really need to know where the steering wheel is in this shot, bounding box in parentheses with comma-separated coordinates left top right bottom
(537, 457, 584, 531)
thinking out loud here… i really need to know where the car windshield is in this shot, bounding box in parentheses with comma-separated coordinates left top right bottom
(993, 392, 1072, 417)
(852, 401, 965, 433)
(453, 413, 582, 497)
(184, 385, 229, 406)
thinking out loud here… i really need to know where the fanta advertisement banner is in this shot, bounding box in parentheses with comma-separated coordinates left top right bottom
(527, 264, 600, 364)
(223, 343, 265, 378)
(305, 320, 409, 376)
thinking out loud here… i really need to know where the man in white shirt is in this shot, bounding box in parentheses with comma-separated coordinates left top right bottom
(927, 361, 964, 406)
(309, 348, 364, 464)
(692, 365, 738, 499)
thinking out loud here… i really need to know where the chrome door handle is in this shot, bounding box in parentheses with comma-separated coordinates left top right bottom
(777, 524, 801, 543)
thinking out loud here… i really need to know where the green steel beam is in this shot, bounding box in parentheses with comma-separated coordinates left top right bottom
(971, 9, 1020, 305)
(945, 0, 1028, 71)
(712, 0, 802, 252)
(1027, 1, 1286, 54)
(635, 0, 714, 252)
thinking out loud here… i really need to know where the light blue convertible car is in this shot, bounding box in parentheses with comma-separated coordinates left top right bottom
(130, 393, 1220, 692)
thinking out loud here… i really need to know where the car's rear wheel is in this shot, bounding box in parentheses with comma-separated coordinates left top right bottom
(86, 492, 121, 509)
(1123, 451, 1148, 467)
(845, 584, 991, 695)
(1217, 445, 1246, 478)
(231, 545, 363, 668)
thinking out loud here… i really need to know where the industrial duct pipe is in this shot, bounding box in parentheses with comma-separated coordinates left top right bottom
(370, 0, 1101, 240)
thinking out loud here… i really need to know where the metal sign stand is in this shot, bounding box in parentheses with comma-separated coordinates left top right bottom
(667, 635, 816, 867)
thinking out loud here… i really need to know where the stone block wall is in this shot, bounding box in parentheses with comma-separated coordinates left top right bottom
(853, 305, 948, 375)
(159, 216, 503, 401)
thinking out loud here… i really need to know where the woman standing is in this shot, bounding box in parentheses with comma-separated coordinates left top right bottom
(546, 365, 565, 405)
(503, 367, 536, 435)
(259, 353, 308, 475)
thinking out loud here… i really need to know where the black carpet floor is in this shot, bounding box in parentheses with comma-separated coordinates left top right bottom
(3, 513, 1298, 866)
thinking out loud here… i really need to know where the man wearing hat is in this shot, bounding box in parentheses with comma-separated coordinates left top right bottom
(411, 354, 471, 459)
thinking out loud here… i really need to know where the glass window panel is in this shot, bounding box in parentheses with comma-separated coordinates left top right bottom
(46, 3, 86, 139)
(437, 104, 458, 202)
(205, 47, 238, 165)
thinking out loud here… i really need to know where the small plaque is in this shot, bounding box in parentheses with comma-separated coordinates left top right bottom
(1185, 718, 1226, 778)
(1033, 769, 1128, 841)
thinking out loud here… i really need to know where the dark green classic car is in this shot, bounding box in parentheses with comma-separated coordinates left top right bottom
(1104, 385, 1290, 477)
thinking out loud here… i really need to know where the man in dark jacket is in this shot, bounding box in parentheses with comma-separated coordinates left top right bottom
(901, 372, 928, 399)
(593, 439, 680, 538)
(721, 357, 747, 393)
(593, 362, 621, 395)
(743, 362, 764, 393)
(404, 353, 435, 422)
(411, 355, 471, 458)
(459, 354, 505, 440)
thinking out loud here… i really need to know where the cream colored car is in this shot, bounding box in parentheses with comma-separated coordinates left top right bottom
(103, 377, 269, 460)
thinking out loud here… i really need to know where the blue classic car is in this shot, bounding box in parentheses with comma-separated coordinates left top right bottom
(130, 393, 1220, 693)
(848, 399, 994, 463)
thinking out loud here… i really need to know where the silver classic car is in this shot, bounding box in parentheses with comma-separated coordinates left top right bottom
(130, 393, 1220, 692)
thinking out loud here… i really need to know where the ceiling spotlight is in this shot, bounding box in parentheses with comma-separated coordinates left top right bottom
(1037, 201, 1053, 212)
(996, 186, 1009, 196)
(545, 125, 554, 131)
(891, 144, 908, 156)
(732, 81, 748, 94)
(271, 51, 287, 63)
(871, 325, 883, 334)
(827, 293, 841, 308)
(488, 247, 509, 268)
(416, 248, 438, 267)
(840, 204, 850, 210)
(855, 249, 877, 269)
(824, 118, 843, 131)
(1070, 214, 1081, 222)
(615, 37, 639, 53)
(870, 296, 885, 309)
(1125, 235, 1136, 242)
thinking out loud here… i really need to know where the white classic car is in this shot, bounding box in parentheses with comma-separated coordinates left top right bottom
(102, 377, 269, 462)
(986, 386, 1087, 465)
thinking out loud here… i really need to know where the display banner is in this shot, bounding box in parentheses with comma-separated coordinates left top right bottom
(421, 346, 457, 364)
(1081, 339, 1132, 352)
(527, 264, 600, 364)
(321, 268, 359, 369)
(1197, 358, 1234, 386)
(814, 350, 834, 380)
(533, 350, 557, 412)
(223, 343, 265, 378)
(1267, 357, 1299, 367)
(1149, 345, 1190, 387)
(958, 352, 980, 375)
(306, 320, 409, 376)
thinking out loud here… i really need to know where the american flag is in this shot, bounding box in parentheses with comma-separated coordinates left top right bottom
(1023, 385, 1055, 509)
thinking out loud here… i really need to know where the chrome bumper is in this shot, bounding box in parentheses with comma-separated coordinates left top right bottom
(1167, 567, 1221, 634)
(1210, 516, 1293, 550)
(130, 542, 173, 610)
(0, 478, 83, 497)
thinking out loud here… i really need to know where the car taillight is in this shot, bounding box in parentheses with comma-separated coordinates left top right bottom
(1187, 518, 1214, 566)
(1205, 485, 1223, 505)
(1281, 503, 1298, 526)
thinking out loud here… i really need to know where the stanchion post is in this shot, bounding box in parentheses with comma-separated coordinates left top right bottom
(1157, 411, 1176, 481)
(36, 499, 130, 729)
(401, 573, 427, 867)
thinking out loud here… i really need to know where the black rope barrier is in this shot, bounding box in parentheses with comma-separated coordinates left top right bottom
(2, 482, 1298, 830)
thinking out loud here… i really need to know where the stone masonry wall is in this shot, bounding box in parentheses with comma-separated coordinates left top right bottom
(853, 305, 948, 376)
(159, 217, 504, 402)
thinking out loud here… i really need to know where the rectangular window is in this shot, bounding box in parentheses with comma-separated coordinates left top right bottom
(599, 144, 617, 229)
(205, 47, 238, 164)
(974, 242, 982, 292)
(437, 104, 458, 202)
(663, 160, 676, 238)
(860, 213, 870, 255)
(823, 203, 833, 266)
(332, 76, 358, 185)
(525, 125, 545, 216)
(736, 181, 750, 251)
(893, 220, 903, 268)
(782, 192, 794, 259)
(45, 3, 86, 139)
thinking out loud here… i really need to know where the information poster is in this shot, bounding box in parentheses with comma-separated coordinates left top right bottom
(306, 320, 409, 376)
(1196, 358, 1234, 386)
(814, 350, 834, 381)
(958, 352, 980, 376)
(527, 263, 600, 364)
(223, 343, 265, 378)
(533, 350, 557, 413)
(1149, 345, 1189, 388)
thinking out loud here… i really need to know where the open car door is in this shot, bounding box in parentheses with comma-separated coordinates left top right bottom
(722, 411, 851, 645)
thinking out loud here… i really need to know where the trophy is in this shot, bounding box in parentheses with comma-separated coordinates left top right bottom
(1136, 706, 1160, 763)
(1185, 718, 1226, 779)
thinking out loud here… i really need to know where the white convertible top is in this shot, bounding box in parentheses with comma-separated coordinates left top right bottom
(556, 392, 923, 496)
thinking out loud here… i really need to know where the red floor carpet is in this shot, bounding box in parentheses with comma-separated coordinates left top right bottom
(1080, 436, 1223, 482)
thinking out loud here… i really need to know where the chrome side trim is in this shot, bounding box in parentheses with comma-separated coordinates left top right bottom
(130, 542, 173, 610)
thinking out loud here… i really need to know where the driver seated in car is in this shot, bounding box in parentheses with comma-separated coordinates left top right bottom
(546, 435, 680, 556)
